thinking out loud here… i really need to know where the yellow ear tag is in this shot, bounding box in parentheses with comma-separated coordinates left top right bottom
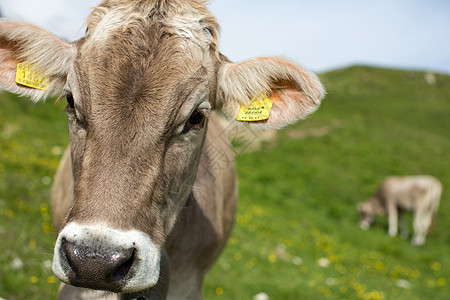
(236, 92, 273, 122)
(15, 63, 49, 90)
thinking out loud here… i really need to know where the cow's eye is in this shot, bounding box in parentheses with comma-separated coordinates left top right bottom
(66, 94, 75, 109)
(65, 93, 84, 126)
(181, 109, 207, 134)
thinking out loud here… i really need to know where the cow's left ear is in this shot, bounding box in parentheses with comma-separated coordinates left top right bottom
(215, 57, 325, 129)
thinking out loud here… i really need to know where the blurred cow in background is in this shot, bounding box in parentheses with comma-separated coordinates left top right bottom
(358, 175, 442, 246)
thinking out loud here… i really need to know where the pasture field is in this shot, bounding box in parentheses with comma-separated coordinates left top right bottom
(1, 66, 449, 299)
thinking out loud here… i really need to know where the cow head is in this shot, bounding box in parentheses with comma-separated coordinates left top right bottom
(358, 198, 386, 230)
(0, 0, 324, 295)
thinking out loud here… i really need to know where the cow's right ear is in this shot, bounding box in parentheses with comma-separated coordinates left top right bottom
(0, 19, 75, 101)
(214, 56, 325, 129)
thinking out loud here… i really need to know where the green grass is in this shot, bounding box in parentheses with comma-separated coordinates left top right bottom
(0, 93, 68, 299)
(1, 66, 449, 299)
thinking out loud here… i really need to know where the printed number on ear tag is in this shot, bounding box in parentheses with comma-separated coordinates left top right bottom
(15, 63, 49, 90)
(236, 92, 273, 122)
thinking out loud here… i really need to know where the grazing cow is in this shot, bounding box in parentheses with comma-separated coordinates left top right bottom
(358, 175, 442, 246)
(0, 1, 325, 299)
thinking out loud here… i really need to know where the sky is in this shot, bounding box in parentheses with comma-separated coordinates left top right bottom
(1, 0, 449, 74)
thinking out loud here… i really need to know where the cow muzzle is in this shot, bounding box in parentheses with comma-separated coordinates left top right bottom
(52, 222, 168, 295)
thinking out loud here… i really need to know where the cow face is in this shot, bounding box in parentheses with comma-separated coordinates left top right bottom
(358, 199, 379, 230)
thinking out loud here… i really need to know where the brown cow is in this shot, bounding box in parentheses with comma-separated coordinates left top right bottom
(0, 1, 325, 299)
(358, 175, 442, 246)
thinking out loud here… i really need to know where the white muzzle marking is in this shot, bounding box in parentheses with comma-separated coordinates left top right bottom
(53, 222, 161, 292)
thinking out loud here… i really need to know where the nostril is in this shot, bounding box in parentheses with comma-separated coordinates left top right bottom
(61, 238, 77, 276)
(111, 249, 136, 282)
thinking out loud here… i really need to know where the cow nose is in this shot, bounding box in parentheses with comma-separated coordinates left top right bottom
(60, 238, 136, 292)
(53, 223, 162, 293)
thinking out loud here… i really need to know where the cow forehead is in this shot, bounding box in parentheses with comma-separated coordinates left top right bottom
(76, 33, 206, 100)
(72, 26, 211, 128)
(74, 4, 216, 106)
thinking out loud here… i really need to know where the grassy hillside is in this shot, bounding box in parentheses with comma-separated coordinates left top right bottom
(1, 66, 449, 299)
